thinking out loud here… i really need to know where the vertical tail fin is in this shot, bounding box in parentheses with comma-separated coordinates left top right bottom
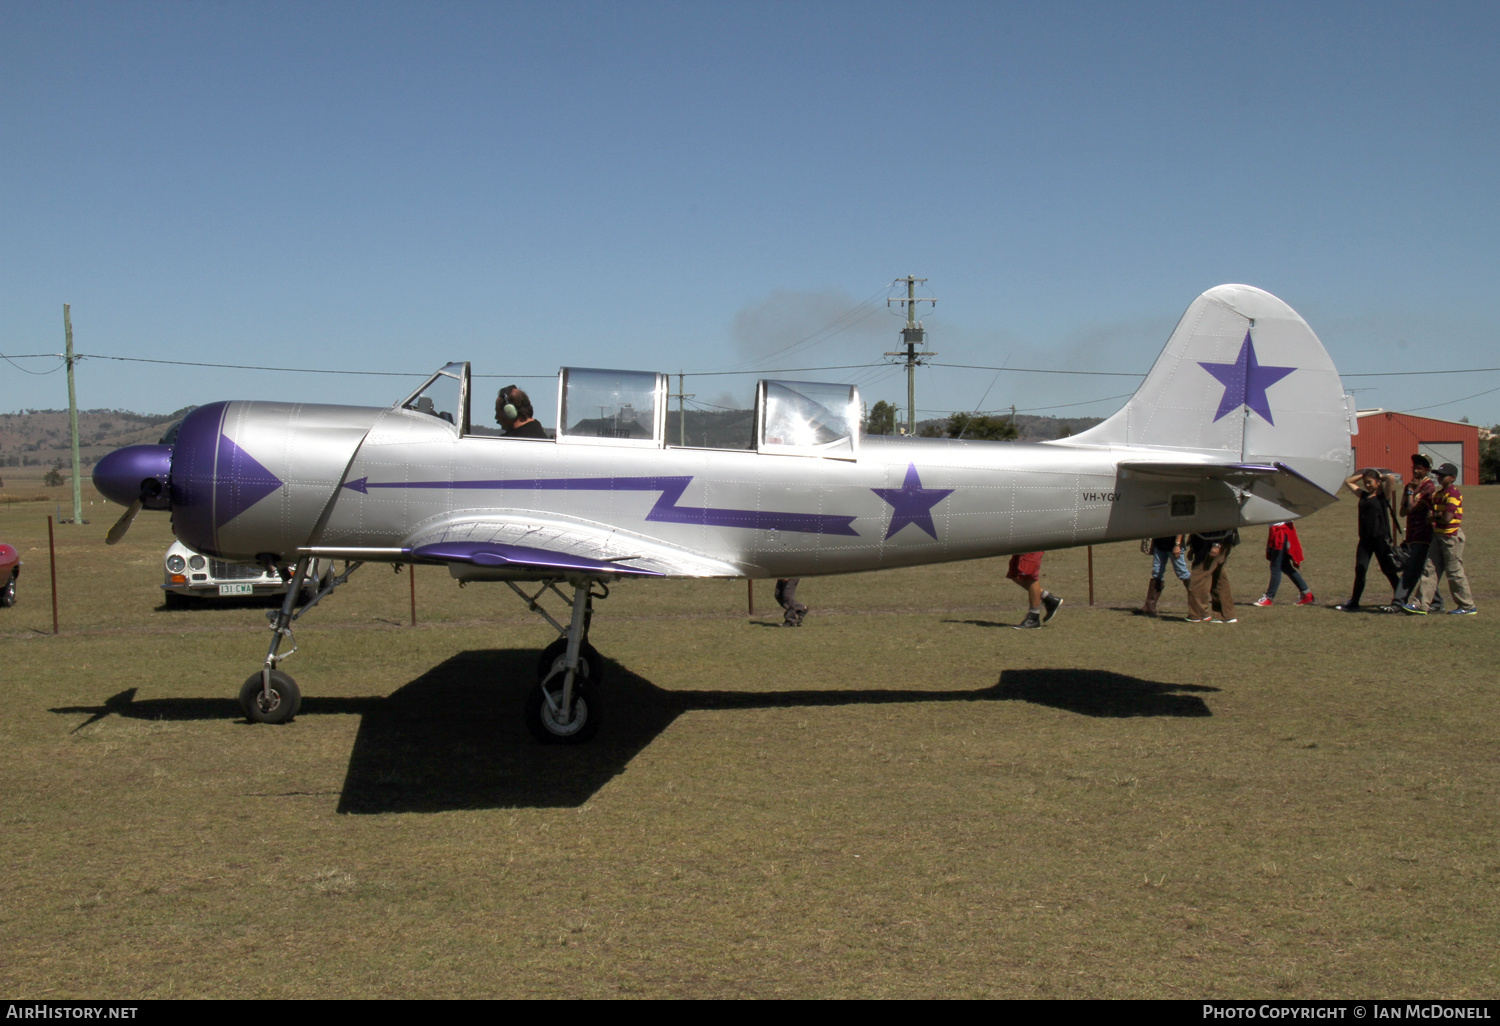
(1065, 284, 1355, 494)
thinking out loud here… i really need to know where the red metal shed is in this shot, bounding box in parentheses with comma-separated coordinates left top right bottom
(1352, 410, 1480, 484)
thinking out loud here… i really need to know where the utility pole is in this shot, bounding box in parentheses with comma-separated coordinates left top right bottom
(670, 372, 695, 446)
(885, 276, 936, 435)
(64, 305, 83, 525)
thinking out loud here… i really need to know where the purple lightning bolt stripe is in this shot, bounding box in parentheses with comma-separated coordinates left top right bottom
(343, 474, 860, 536)
(1198, 331, 1296, 425)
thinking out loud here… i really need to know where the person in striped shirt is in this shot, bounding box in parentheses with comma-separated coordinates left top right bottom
(1408, 462, 1477, 615)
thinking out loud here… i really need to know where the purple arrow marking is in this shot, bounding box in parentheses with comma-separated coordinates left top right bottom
(345, 475, 860, 536)
(214, 433, 283, 529)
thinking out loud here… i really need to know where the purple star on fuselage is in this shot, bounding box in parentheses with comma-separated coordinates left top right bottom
(1198, 331, 1296, 425)
(871, 463, 953, 540)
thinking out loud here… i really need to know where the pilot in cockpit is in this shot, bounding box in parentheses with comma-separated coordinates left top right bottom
(496, 385, 547, 438)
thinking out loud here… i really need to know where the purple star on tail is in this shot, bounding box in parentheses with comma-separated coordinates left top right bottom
(1198, 331, 1296, 425)
(872, 463, 953, 540)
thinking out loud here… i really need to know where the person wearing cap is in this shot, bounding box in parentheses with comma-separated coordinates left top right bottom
(1407, 462, 1476, 615)
(1395, 454, 1440, 611)
(496, 385, 547, 438)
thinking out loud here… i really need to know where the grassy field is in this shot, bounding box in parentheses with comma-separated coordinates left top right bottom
(1, 468, 1496, 998)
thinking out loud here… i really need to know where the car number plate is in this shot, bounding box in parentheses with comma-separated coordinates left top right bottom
(218, 583, 255, 596)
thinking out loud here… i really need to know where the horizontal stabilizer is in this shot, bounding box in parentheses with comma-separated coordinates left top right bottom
(1118, 461, 1339, 517)
(408, 541, 664, 577)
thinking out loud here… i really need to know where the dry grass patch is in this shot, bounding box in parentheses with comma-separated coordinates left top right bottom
(0, 486, 1496, 997)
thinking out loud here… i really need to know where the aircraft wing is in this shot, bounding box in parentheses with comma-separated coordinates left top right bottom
(1117, 460, 1339, 517)
(400, 516, 748, 580)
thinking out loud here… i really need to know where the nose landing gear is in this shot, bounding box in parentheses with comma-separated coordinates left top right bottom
(237, 557, 363, 724)
(239, 669, 302, 724)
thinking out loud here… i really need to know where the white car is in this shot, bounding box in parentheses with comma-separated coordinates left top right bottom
(162, 540, 332, 607)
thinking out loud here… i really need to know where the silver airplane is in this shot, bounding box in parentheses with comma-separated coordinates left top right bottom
(94, 284, 1355, 742)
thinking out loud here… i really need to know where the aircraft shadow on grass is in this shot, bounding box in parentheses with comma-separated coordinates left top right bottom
(51, 651, 1215, 812)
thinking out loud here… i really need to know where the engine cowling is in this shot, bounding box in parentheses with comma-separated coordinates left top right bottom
(150, 400, 382, 559)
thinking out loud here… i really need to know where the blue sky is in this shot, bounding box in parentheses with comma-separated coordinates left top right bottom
(4, 0, 1498, 428)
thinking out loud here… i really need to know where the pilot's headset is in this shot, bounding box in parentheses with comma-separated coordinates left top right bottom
(499, 385, 520, 422)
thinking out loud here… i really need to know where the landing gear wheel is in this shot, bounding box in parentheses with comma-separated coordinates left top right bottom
(525, 677, 601, 744)
(535, 637, 604, 684)
(239, 670, 302, 724)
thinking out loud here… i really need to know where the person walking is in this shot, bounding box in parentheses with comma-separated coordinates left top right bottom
(1008, 551, 1063, 629)
(1253, 521, 1313, 607)
(1407, 463, 1477, 615)
(1396, 454, 1440, 613)
(1186, 529, 1237, 623)
(774, 578, 808, 627)
(1138, 535, 1191, 616)
(1335, 469, 1404, 611)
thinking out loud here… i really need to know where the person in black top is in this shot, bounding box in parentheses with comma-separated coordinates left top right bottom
(496, 385, 547, 438)
(1335, 469, 1404, 611)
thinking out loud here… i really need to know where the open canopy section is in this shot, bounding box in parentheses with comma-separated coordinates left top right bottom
(557, 368, 667, 447)
(398, 362, 470, 435)
(756, 380, 860, 458)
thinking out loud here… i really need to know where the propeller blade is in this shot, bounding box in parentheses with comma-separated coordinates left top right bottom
(105, 499, 143, 546)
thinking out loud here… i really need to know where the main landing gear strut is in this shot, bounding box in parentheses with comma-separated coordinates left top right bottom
(507, 578, 606, 744)
(235, 562, 609, 744)
(238, 557, 363, 724)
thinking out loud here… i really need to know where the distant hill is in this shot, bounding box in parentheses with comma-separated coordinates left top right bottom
(889, 414, 1103, 442)
(0, 407, 194, 469)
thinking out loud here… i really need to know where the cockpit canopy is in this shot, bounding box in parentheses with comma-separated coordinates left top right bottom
(399, 362, 468, 433)
(396, 362, 860, 459)
(756, 380, 859, 458)
(557, 367, 666, 447)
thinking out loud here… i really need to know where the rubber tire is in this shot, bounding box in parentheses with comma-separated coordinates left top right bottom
(163, 591, 191, 610)
(239, 670, 302, 724)
(0, 573, 15, 608)
(535, 637, 604, 685)
(525, 677, 601, 744)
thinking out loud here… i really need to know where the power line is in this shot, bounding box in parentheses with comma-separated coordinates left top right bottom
(716, 284, 893, 374)
(1343, 367, 1500, 377)
(0, 352, 65, 375)
(683, 363, 883, 377)
(1399, 384, 1500, 414)
(11, 349, 1500, 387)
(930, 362, 1142, 377)
(74, 354, 433, 376)
(60, 353, 552, 379)
(914, 391, 1137, 416)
